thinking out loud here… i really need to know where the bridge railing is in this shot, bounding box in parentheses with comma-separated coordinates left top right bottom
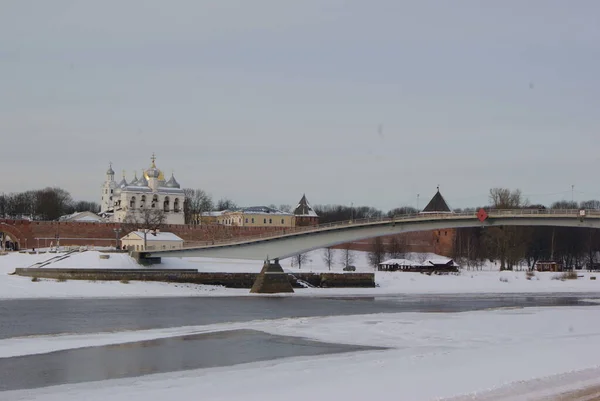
(176, 208, 598, 251)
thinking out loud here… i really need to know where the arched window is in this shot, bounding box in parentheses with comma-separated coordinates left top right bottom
(140, 195, 146, 208)
(269, 218, 272, 224)
(129, 196, 136, 209)
(151, 195, 158, 208)
(174, 198, 180, 213)
(163, 196, 170, 212)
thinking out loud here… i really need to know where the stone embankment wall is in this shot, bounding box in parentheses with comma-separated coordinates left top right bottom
(14, 268, 376, 289)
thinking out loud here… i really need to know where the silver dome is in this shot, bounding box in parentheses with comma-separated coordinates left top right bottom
(165, 174, 180, 188)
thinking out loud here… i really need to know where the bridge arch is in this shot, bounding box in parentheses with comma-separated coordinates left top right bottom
(149, 211, 600, 261)
(0, 222, 28, 251)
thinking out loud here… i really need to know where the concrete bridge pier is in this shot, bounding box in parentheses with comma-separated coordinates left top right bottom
(250, 258, 294, 294)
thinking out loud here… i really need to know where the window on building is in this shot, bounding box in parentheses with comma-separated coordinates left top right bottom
(281, 219, 284, 224)
(269, 218, 272, 224)
(163, 196, 170, 212)
(110, 189, 113, 194)
(174, 198, 180, 213)
(252, 218, 254, 223)
(140, 195, 146, 208)
(130, 197, 136, 209)
(151, 195, 158, 208)
(245, 218, 248, 223)
(263, 218, 266, 224)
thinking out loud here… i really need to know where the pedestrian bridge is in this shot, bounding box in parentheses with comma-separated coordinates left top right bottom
(148, 209, 600, 261)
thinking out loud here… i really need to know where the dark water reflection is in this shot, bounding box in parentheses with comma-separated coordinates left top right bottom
(0, 329, 382, 392)
(0, 293, 598, 339)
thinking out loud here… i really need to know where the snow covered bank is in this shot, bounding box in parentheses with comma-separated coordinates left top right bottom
(2, 306, 600, 400)
(1, 250, 599, 299)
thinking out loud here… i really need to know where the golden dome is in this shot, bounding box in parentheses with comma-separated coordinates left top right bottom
(144, 153, 165, 180)
(144, 169, 165, 181)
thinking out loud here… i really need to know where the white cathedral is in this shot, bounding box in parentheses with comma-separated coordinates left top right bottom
(100, 155, 185, 225)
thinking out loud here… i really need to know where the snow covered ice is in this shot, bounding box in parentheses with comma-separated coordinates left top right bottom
(1, 250, 600, 400)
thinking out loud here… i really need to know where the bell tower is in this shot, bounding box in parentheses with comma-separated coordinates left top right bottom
(100, 162, 117, 213)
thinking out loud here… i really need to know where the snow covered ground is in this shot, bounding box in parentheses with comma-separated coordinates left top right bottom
(1, 249, 599, 299)
(2, 306, 600, 400)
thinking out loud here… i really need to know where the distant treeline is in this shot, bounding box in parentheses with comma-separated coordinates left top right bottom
(0, 188, 99, 221)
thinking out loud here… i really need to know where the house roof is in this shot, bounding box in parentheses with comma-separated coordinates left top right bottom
(124, 231, 183, 242)
(422, 188, 452, 213)
(380, 257, 458, 267)
(293, 194, 318, 217)
(240, 206, 293, 216)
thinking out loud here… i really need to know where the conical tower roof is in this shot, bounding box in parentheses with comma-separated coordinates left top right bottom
(422, 187, 452, 213)
(293, 194, 318, 216)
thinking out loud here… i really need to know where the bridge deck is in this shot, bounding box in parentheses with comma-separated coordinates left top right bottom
(147, 209, 599, 260)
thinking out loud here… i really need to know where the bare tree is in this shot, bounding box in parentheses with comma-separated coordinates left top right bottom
(486, 188, 528, 270)
(291, 253, 308, 269)
(279, 204, 292, 213)
(580, 200, 600, 210)
(368, 237, 386, 268)
(386, 235, 406, 259)
(322, 247, 335, 270)
(183, 188, 214, 224)
(216, 198, 237, 211)
(339, 245, 356, 268)
(122, 208, 166, 250)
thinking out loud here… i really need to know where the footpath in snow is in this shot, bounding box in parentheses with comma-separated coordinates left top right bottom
(1, 249, 599, 299)
(2, 306, 600, 400)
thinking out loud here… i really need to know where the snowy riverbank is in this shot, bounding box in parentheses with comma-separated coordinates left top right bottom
(1, 249, 599, 299)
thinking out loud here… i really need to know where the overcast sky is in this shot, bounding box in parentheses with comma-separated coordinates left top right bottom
(2, 0, 599, 211)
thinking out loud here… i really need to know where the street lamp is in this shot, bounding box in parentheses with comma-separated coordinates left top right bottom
(113, 228, 122, 250)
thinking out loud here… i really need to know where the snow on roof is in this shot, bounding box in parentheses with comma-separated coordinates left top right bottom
(293, 194, 319, 217)
(240, 206, 293, 216)
(202, 211, 226, 217)
(59, 211, 104, 222)
(427, 258, 457, 266)
(380, 259, 421, 266)
(380, 257, 458, 267)
(125, 231, 183, 242)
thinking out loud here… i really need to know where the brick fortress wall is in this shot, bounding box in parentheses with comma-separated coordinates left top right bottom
(0, 220, 286, 249)
(333, 229, 456, 257)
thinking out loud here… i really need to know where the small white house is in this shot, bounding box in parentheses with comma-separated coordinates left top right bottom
(120, 231, 184, 251)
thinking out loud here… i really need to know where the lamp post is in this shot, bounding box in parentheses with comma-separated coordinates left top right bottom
(113, 228, 122, 250)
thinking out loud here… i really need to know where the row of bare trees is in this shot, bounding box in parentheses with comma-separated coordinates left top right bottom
(0, 188, 99, 221)
(452, 188, 600, 270)
(367, 236, 409, 268)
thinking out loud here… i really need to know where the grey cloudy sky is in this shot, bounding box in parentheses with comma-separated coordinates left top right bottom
(2, 0, 600, 211)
